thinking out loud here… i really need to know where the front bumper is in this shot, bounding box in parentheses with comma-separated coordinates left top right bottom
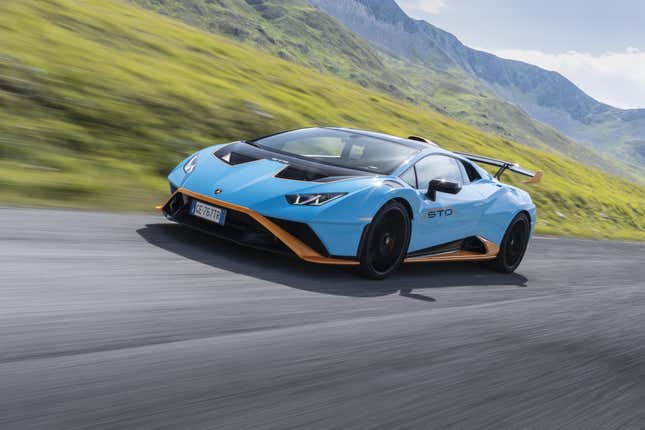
(158, 188, 359, 266)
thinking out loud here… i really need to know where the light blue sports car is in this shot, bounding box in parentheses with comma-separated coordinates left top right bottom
(159, 127, 541, 279)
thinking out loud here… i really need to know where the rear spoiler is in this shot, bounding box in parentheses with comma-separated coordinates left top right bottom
(455, 152, 543, 184)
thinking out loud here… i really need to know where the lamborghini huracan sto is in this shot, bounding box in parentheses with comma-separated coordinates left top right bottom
(159, 127, 541, 279)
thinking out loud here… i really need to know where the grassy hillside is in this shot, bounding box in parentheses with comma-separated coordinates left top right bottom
(130, 0, 641, 183)
(0, 0, 643, 240)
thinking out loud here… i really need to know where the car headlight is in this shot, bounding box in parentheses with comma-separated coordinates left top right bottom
(286, 193, 347, 206)
(183, 155, 199, 174)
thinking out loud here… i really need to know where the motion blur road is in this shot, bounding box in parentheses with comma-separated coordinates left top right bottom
(1, 208, 645, 429)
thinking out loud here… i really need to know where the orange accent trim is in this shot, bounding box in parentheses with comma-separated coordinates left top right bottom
(404, 237, 500, 263)
(158, 188, 359, 266)
(522, 170, 543, 185)
(157, 192, 501, 267)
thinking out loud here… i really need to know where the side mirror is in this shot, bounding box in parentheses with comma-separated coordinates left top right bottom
(427, 179, 462, 201)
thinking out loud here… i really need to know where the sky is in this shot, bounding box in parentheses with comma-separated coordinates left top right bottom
(395, 0, 645, 109)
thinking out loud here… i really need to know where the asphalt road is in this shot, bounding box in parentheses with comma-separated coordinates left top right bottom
(1, 207, 645, 429)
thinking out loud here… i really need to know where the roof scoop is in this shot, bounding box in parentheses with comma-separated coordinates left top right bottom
(407, 135, 438, 147)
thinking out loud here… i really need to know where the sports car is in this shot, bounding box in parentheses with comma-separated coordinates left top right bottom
(158, 127, 541, 279)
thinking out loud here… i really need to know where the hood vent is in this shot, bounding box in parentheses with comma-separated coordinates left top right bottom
(275, 167, 358, 182)
(214, 141, 374, 181)
(214, 144, 260, 165)
(275, 166, 327, 182)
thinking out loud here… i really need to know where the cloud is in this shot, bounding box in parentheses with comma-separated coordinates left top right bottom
(487, 47, 645, 109)
(396, 0, 448, 15)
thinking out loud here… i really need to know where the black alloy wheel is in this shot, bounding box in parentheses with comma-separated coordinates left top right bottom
(489, 212, 530, 273)
(359, 201, 411, 279)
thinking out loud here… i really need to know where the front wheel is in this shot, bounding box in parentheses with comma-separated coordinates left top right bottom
(358, 201, 411, 280)
(488, 212, 530, 273)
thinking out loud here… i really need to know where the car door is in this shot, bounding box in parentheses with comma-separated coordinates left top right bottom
(458, 160, 509, 241)
(407, 154, 485, 252)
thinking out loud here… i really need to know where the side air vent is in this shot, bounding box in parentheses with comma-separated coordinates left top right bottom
(275, 166, 327, 182)
(268, 217, 329, 256)
(462, 236, 486, 253)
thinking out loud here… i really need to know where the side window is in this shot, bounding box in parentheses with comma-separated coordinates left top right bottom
(399, 167, 417, 188)
(461, 160, 482, 182)
(348, 144, 365, 160)
(414, 155, 463, 189)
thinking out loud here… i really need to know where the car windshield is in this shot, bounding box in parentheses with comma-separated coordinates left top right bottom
(248, 128, 421, 174)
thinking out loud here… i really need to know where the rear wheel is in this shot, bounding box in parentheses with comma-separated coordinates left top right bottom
(359, 201, 411, 280)
(488, 212, 530, 273)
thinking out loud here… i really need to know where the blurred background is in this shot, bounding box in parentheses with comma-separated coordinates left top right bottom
(1, 0, 643, 239)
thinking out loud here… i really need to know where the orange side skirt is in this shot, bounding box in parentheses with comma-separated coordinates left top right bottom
(404, 237, 500, 263)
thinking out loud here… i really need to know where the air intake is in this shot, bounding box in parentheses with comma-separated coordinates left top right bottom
(214, 145, 260, 165)
(275, 166, 327, 181)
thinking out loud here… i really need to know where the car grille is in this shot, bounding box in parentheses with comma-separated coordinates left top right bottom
(163, 193, 293, 255)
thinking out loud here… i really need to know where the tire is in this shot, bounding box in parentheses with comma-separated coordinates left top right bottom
(488, 212, 530, 273)
(358, 201, 411, 280)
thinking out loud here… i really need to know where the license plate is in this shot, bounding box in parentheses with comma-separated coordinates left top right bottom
(190, 200, 227, 225)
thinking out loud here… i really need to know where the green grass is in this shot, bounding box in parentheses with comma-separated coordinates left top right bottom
(0, 0, 643, 240)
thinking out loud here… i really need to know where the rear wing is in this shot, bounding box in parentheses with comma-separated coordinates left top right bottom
(455, 152, 543, 184)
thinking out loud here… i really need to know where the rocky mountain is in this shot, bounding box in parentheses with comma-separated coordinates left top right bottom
(132, 0, 640, 181)
(311, 0, 645, 166)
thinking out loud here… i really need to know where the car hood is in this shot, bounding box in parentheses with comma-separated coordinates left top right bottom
(179, 146, 382, 211)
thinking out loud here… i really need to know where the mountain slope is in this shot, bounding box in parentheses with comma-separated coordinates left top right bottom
(1, 0, 643, 239)
(314, 0, 645, 166)
(130, 0, 642, 183)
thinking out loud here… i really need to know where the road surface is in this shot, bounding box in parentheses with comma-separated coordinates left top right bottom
(1, 208, 644, 429)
